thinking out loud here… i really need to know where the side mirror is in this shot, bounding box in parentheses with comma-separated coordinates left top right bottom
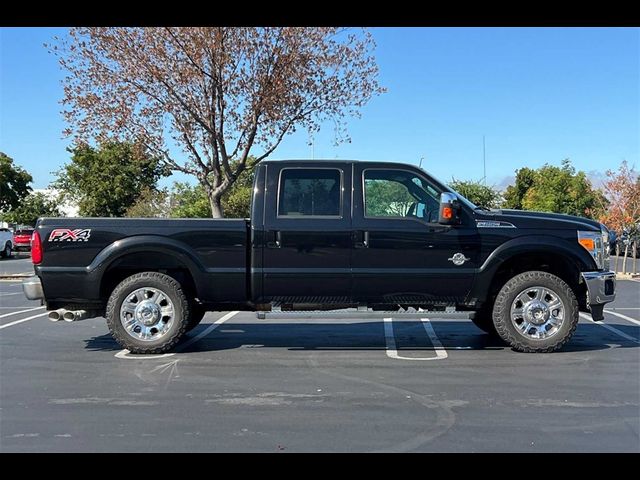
(439, 192, 460, 225)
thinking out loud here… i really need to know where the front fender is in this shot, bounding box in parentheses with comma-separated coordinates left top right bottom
(467, 234, 597, 305)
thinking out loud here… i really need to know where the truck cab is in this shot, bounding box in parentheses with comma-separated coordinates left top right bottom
(251, 160, 478, 308)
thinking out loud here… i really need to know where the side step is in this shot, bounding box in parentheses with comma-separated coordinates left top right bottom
(257, 308, 473, 320)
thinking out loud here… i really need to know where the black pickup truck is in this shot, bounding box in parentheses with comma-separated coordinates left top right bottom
(23, 160, 615, 354)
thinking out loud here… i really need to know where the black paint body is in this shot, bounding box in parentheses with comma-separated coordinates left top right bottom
(33, 160, 602, 311)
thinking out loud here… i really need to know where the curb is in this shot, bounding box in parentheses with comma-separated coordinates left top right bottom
(0, 273, 31, 280)
(615, 273, 640, 280)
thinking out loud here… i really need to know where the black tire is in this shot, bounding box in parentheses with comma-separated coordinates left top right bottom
(106, 272, 190, 354)
(186, 302, 206, 332)
(1, 243, 11, 258)
(471, 306, 499, 336)
(493, 271, 579, 353)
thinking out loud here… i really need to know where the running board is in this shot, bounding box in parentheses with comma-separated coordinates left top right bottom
(256, 309, 473, 320)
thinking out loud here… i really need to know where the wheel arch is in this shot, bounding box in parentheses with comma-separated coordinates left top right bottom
(469, 236, 594, 309)
(94, 235, 205, 301)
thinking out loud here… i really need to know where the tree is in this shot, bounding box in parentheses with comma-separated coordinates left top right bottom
(125, 187, 171, 218)
(53, 27, 384, 217)
(449, 179, 502, 209)
(502, 159, 607, 219)
(600, 161, 640, 267)
(169, 182, 211, 218)
(0, 152, 33, 213)
(53, 141, 169, 217)
(503, 167, 536, 210)
(169, 167, 254, 219)
(219, 163, 254, 218)
(4, 192, 61, 225)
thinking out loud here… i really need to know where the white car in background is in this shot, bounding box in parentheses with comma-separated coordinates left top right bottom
(0, 228, 13, 258)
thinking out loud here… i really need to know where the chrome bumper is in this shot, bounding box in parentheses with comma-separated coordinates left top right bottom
(581, 271, 616, 321)
(22, 275, 44, 301)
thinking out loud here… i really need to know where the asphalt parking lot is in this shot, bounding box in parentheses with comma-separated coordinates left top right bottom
(0, 253, 32, 277)
(0, 278, 638, 452)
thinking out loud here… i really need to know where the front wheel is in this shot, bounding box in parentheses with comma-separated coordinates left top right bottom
(492, 271, 579, 353)
(1, 243, 11, 258)
(106, 272, 190, 354)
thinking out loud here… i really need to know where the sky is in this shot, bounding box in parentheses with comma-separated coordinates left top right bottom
(1, 27, 638, 191)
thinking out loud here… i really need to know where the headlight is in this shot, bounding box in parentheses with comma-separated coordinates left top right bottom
(577, 229, 607, 270)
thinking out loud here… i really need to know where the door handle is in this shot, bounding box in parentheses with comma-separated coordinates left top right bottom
(267, 230, 282, 249)
(354, 231, 369, 249)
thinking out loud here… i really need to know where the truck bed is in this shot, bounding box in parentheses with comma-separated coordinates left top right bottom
(35, 217, 249, 307)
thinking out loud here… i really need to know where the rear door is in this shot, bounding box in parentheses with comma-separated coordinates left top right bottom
(261, 162, 352, 303)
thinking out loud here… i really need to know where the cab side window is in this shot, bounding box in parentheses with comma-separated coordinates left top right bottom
(364, 169, 441, 222)
(278, 168, 342, 217)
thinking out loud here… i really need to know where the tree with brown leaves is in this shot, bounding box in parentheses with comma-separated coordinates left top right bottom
(600, 160, 640, 272)
(51, 28, 384, 217)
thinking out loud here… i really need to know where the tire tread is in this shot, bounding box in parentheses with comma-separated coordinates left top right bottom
(106, 271, 190, 354)
(493, 270, 578, 353)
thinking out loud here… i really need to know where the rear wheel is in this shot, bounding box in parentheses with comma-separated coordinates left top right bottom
(186, 303, 206, 332)
(106, 272, 190, 354)
(492, 271, 578, 353)
(1, 243, 11, 258)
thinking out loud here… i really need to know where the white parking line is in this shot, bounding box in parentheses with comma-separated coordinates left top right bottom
(0, 292, 24, 297)
(604, 310, 640, 327)
(176, 311, 239, 352)
(0, 312, 48, 330)
(383, 317, 448, 361)
(115, 311, 239, 359)
(579, 312, 640, 344)
(0, 306, 45, 319)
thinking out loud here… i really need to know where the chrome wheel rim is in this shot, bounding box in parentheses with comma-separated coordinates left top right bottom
(510, 286, 565, 340)
(120, 287, 175, 342)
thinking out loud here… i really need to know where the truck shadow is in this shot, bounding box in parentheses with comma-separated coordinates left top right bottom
(83, 320, 639, 354)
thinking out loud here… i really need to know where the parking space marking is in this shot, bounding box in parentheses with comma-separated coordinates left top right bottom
(114, 310, 239, 360)
(0, 312, 48, 330)
(0, 292, 24, 297)
(579, 313, 640, 344)
(176, 311, 239, 352)
(114, 350, 175, 360)
(383, 317, 448, 361)
(0, 306, 44, 319)
(604, 310, 640, 327)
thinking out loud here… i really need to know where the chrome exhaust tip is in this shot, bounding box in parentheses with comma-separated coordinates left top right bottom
(62, 311, 75, 322)
(48, 309, 65, 322)
(63, 310, 94, 322)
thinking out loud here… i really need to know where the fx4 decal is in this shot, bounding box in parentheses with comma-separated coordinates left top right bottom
(48, 228, 92, 242)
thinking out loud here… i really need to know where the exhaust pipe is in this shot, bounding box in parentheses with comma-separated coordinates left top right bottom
(48, 309, 66, 322)
(49, 309, 100, 323)
(62, 310, 100, 322)
(63, 310, 87, 322)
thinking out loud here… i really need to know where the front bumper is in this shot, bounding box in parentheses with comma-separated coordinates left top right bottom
(581, 270, 616, 321)
(22, 275, 44, 301)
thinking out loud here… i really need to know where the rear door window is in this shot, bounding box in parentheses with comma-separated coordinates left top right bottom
(278, 168, 342, 218)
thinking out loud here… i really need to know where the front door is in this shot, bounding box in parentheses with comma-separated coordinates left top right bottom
(351, 165, 478, 306)
(262, 162, 352, 303)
